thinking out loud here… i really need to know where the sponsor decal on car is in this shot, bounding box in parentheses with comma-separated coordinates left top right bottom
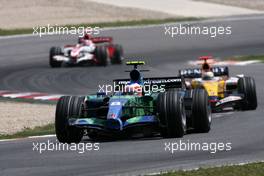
(216, 96, 242, 106)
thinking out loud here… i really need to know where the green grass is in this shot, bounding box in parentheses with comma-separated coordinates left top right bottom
(157, 162, 264, 176)
(0, 28, 33, 36)
(225, 55, 264, 63)
(0, 124, 54, 140)
(0, 17, 199, 36)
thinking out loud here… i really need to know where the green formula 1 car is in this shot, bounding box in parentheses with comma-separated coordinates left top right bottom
(55, 61, 212, 143)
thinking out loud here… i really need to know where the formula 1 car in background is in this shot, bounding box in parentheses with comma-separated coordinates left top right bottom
(55, 61, 212, 143)
(49, 34, 123, 67)
(179, 56, 257, 112)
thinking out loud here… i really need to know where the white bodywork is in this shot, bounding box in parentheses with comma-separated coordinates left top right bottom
(53, 43, 96, 64)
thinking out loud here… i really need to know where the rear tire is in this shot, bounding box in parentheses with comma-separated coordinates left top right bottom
(95, 46, 108, 66)
(157, 90, 186, 138)
(55, 96, 84, 143)
(238, 77, 257, 110)
(192, 89, 211, 133)
(49, 47, 62, 68)
(111, 44, 123, 64)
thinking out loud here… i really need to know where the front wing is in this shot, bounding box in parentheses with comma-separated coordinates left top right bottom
(68, 115, 159, 131)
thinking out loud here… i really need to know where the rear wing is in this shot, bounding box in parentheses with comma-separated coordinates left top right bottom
(91, 37, 113, 44)
(113, 77, 183, 91)
(179, 66, 229, 78)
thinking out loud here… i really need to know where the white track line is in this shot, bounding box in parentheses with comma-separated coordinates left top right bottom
(0, 138, 20, 142)
(27, 134, 56, 139)
(0, 134, 56, 142)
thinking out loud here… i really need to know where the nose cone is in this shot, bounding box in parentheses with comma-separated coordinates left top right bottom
(203, 81, 218, 97)
(106, 104, 123, 130)
(106, 98, 128, 130)
(107, 101, 123, 120)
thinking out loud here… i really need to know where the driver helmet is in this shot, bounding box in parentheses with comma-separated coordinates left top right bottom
(202, 71, 214, 80)
(84, 33, 91, 40)
(124, 83, 142, 96)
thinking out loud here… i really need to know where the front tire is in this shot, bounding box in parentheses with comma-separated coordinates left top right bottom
(157, 90, 186, 138)
(238, 77, 257, 110)
(49, 47, 62, 68)
(192, 89, 211, 133)
(55, 96, 84, 143)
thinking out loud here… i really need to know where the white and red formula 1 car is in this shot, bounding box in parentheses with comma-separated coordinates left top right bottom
(49, 34, 124, 67)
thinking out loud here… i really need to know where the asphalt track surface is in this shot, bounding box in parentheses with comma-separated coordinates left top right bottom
(0, 15, 264, 176)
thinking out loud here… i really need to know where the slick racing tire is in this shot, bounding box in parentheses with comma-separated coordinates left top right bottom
(49, 46, 62, 68)
(156, 92, 167, 137)
(95, 46, 108, 66)
(111, 44, 123, 64)
(192, 89, 211, 133)
(238, 77, 257, 110)
(157, 90, 186, 138)
(55, 96, 85, 143)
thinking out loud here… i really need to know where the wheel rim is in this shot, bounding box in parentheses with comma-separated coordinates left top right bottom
(207, 100, 212, 123)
